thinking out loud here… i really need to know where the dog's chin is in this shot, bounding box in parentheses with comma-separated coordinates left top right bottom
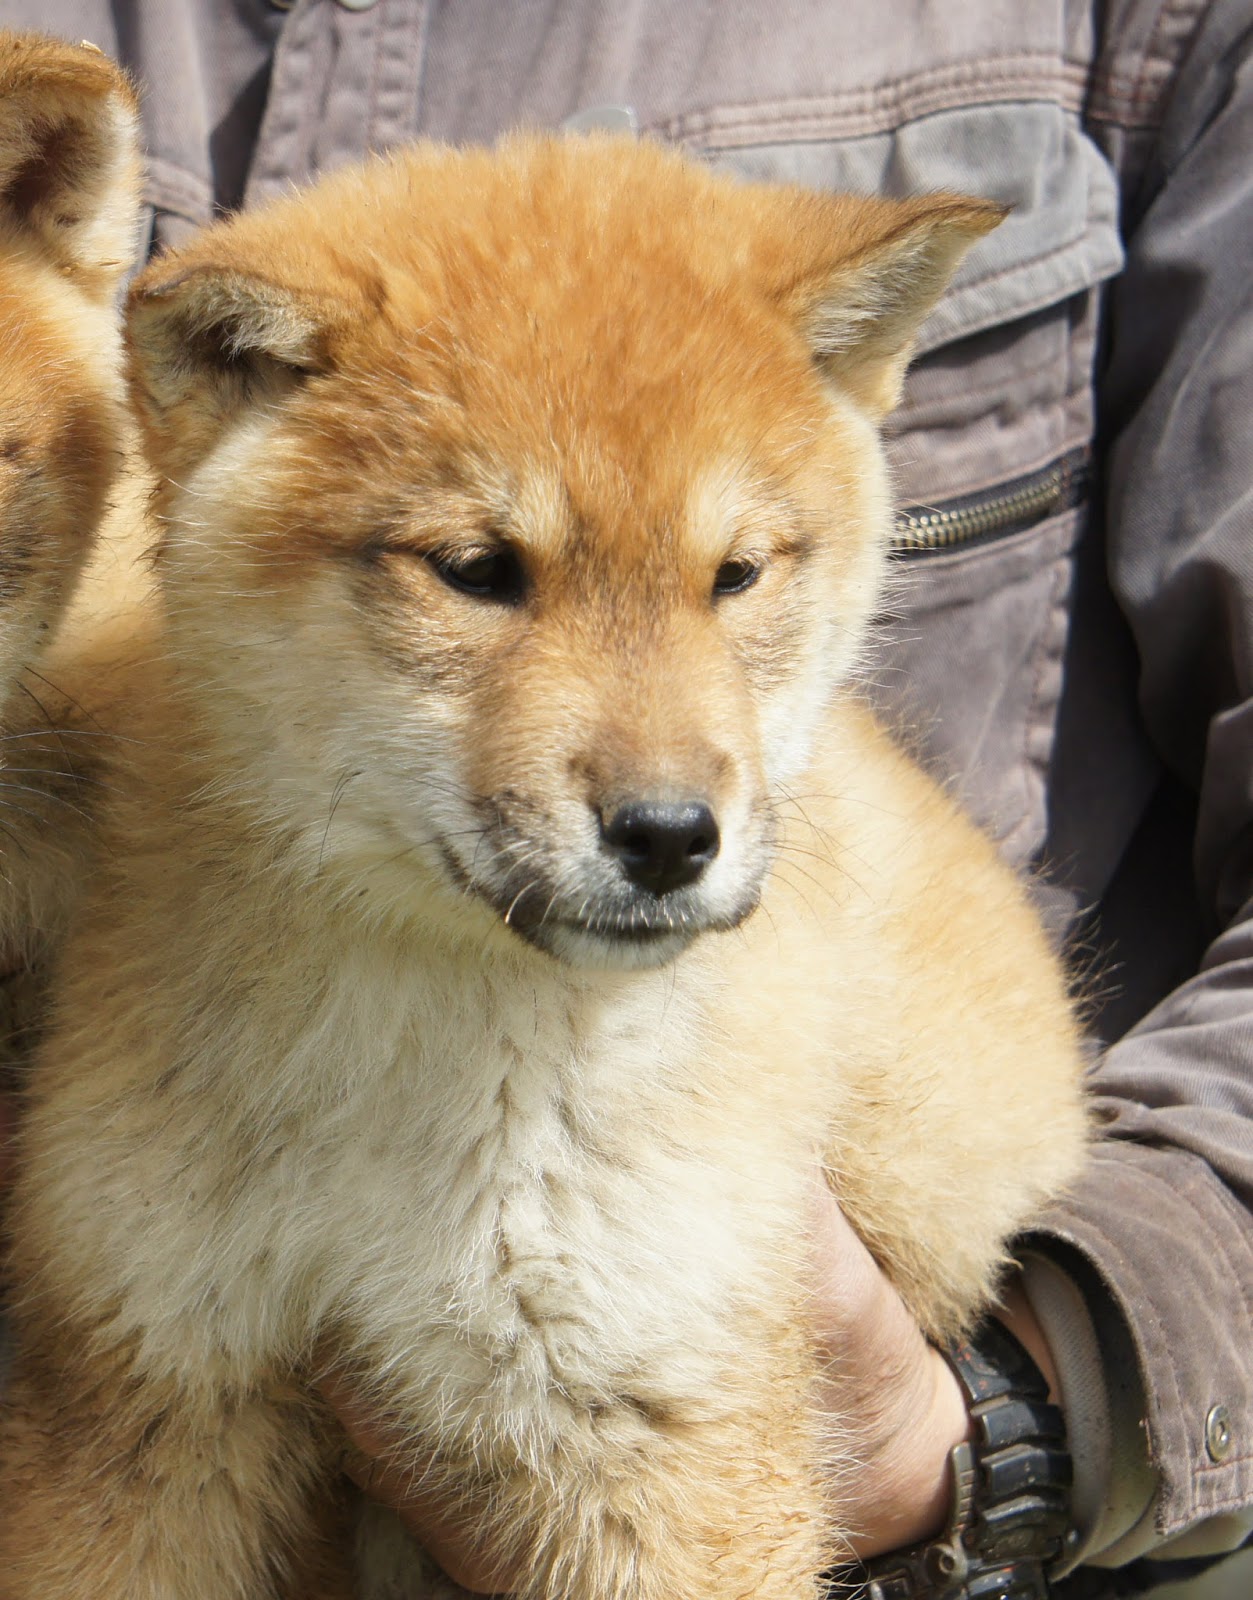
(531, 920, 699, 971)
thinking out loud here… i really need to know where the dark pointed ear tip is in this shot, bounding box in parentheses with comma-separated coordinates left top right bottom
(127, 259, 305, 313)
(128, 263, 214, 305)
(127, 256, 361, 326)
(956, 197, 1011, 234)
(124, 257, 353, 386)
(906, 194, 1011, 240)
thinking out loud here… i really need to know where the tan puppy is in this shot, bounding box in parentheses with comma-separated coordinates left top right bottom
(0, 34, 144, 1045)
(0, 136, 1088, 1599)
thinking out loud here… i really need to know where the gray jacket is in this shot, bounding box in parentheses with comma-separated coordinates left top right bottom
(21, 0, 1253, 1579)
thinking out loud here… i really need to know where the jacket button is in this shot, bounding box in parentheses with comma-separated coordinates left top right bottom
(1205, 1405, 1233, 1463)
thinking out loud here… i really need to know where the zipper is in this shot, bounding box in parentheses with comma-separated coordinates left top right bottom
(891, 447, 1091, 555)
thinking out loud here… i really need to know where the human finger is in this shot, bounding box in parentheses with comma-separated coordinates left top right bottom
(319, 1371, 518, 1594)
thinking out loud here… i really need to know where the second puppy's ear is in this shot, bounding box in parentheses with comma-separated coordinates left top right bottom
(766, 193, 1006, 418)
(0, 33, 142, 292)
(127, 257, 357, 474)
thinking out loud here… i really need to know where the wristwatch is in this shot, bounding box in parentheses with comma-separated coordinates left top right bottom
(832, 1319, 1075, 1600)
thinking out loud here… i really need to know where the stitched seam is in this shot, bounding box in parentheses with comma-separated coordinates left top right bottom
(1147, 0, 1210, 75)
(365, 5, 383, 149)
(291, 15, 323, 186)
(1084, 0, 1191, 121)
(1004, 533, 1070, 858)
(245, 3, 322, 202)
(651, 55, 1091, 146)
(1089, 63, 1174, 102)
(659, 87, 1084, 148)
(407, 0, 433, 138)
(1170, 1166, 1253, 1348)
(1050, 1160, 1186, 1487)
(1070, 1153, 1253, 1531)
(1084, 97, 1170, 131)
(940, 229, 1098, 310)
(1086, 0, 1209, 132)
(1131, 0, 1175, 118)
(888, 439, 1092, 507)
(1198, 1177, 1253, 1403)
(896, 356, 1084, 417)
(676, 52, 1085, 120)
(890, 440, 1080, 512)
(1086, 55, 1176, 122)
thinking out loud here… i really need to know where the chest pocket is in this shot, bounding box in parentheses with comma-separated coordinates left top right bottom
(688, 102, 1127, 872)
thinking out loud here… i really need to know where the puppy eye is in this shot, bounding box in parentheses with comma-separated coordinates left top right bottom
(712, 557, 761, 597)
(431, 548, 526, 604)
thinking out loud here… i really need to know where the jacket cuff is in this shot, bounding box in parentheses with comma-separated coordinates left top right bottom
(1027, 1139, 1253, 1544)
(1017, 1250, 1155, 1571)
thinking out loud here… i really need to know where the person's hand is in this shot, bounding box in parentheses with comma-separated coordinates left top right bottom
(808, 1177, 1059, 1557)
(808, 1177, 973, 1556)
(320, 1371, 518, 1594)
(321, 1176, 1059, 1587)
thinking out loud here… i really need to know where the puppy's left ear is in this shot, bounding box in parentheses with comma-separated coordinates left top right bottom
(765, 192, 1006, 418)
(127, 254, 361, 480)
(0, 33, 142, 292)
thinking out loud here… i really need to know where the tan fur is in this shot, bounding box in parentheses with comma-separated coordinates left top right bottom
(1, 134, 1086, 1599)
(0, 32, 147, 1009)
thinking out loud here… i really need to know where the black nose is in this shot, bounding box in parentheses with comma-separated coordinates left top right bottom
(601, 800, 721, 895)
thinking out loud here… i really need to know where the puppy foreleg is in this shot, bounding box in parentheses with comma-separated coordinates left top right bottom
(417, 1398, 833, 1600)
(0, 1343, 353, 1600)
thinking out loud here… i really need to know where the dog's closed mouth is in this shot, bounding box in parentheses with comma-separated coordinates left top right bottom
(476, 878, 764, 966)
(493, 893, 705, 949)
(462, 869, 717, 956)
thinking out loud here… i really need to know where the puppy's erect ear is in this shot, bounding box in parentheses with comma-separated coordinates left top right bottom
(0, 32, 142, 291)
(764, 193, 1006, 418)
(127, 256, 358, 475)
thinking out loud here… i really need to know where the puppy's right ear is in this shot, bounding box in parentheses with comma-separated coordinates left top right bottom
(762, 192, 1006, 419)
(0, 32, 142, 293)
(127, 258, 357, 476)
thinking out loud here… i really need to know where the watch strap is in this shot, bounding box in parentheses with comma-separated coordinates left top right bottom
(834, 1319, 1075, 1600)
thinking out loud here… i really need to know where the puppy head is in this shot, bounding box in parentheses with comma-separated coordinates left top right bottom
(128, 137, 999, 967)
(0, 33, 143, 697)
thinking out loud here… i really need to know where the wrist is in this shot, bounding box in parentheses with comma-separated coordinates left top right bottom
(846, 1343, 974, 1559)
(840, 1319, 1075, 1600)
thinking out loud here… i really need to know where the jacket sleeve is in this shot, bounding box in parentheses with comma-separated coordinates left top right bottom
(1032, 0, 1253, 1560)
